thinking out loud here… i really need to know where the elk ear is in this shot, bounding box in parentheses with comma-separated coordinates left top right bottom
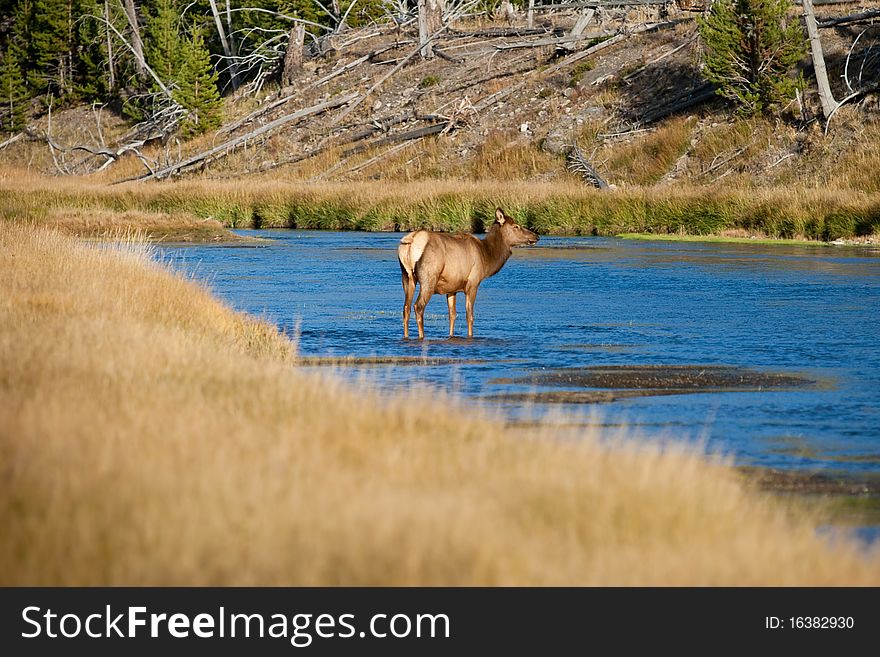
(495, 208, 506, 224)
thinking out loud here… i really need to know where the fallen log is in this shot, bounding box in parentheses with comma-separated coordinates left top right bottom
(495, 30, 616, 50)
(341, 112, 447, 143)
(446, 26, 558, 38)
(343, 123, 449, 157)
(818, 9, 880, 28)
(122, 93, 358, 182)
(634, 82, 716, 125)
(563, 9, 596, 51)
(433, 47, 464, 64)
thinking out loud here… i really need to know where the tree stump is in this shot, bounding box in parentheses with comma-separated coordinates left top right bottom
(282, 24, 306, 86)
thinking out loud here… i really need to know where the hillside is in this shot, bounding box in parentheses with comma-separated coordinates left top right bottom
(1, 3, 878, 192)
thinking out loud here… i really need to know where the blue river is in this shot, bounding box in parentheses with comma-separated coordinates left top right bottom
(163, 230, 880, 477)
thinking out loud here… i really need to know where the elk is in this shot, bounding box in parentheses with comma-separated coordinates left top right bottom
(398, 208, 539, 339)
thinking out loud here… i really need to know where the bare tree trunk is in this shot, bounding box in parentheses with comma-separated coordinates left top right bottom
(225, 0, 233, 38)
(802, 0, 838, 120)
(418, 0, 444, 59)
(105, 0, 115, 90)
(208, 0, 239, 90)
(282, 24, 306, 86)
(564, 9, 595, 51)
(528, 0, 535, 28)
(120, 0, 145, 78)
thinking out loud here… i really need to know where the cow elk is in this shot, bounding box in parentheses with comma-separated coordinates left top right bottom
(397, 208, 539, 339)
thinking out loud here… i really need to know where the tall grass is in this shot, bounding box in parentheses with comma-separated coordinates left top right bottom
(2, 169, 879, 240)
(1, 223, 879, 585)
(604, 117, 693, 186)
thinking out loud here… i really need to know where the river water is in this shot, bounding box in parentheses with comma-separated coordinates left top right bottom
(163, 230, 880, 477)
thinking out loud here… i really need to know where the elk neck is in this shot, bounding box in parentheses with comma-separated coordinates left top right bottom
(479, 225, 513, 278)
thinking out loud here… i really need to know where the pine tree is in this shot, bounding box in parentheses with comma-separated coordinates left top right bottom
(0, 44, 30, 133)
(145, 0, 184, 87)
(699, 0, 805, 116)
(28, 0, 73, 96)
(173, 28, 223, 138)
(9, 0, 34, 92)
(74, 0, 113, 100)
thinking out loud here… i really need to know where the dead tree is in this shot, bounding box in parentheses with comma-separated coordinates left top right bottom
(802, 0, 839, 121)
(208, 0, 240, 90)
(120, 0, 145, 78)
(418, 0, 445, 58)
(105, 1, 115, 90)
(282, 24, 306, 86)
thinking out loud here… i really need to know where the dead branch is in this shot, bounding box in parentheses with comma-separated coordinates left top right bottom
(598, 127, 653, 139)
(701, 144, 749, 176)
(473, 83, 525, 111)
(568, 143, 609, 188)
(0, 132, 24, 150)
(824, 80, 880, 134)
(124, 93, 358, 182)
(24, 126, 155, 176)
(90, 12, 174, 99)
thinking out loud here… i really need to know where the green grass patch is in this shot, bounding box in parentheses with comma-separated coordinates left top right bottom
(616, 233, 832, 246)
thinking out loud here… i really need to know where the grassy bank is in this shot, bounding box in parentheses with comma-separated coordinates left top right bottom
(617, 233, 836, 246)
(2, 170, 879, 242)
(1, 223, 878, 585)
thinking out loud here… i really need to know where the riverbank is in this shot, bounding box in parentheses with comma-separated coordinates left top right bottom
(2, 171, 879, 243)
(1, 223, 878, 585)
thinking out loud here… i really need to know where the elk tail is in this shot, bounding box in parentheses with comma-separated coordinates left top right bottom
(398, 231, 427, 284)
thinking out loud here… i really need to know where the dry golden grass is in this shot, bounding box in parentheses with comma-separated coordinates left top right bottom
(1, 223, 879, 585)
(603, 117, 694, 186)
(470, 130, 563, 181)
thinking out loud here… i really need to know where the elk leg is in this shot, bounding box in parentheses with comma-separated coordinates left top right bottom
(447, 294, 457, 337)
(415, 284, 433, 340)
(465, 286, 478, 338)
(401, 271, 415, 339)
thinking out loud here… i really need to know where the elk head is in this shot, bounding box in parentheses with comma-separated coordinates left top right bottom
(494, 207, 539, 246)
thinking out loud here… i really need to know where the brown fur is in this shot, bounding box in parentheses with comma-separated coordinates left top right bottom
(398, 208, 538, 338)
